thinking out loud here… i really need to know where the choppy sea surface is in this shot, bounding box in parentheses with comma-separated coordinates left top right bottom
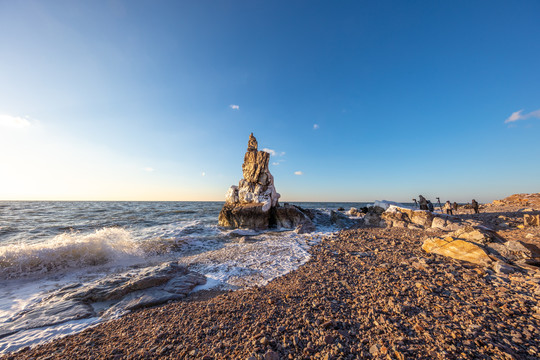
(0, 201, 370, 354)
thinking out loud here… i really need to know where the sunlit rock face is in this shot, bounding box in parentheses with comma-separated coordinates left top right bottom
(219, 133, 312, 230)
(225, 133, 280, 212)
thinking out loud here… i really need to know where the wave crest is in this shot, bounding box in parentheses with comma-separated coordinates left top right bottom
(0, 228, 145, 280)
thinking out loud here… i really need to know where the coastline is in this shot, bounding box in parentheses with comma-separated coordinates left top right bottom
(2, 202, 540, 359)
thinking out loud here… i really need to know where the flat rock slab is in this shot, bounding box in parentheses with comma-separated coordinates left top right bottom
(0, 261, 205, 338)
(422, 236, 492, 266)
(0, 299, 94, 339)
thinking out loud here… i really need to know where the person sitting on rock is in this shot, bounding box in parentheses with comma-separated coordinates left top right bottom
(443, 201, 453, 215)
(427, 200, 434, 212)
(472, 199, 479, 214)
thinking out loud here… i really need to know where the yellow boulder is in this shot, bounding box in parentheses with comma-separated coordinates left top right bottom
(422, 236, 492, 266)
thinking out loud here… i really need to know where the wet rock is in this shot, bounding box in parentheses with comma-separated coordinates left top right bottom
(113, 289, 185, 312)
(295, 221, 317, 234)
(165, 273, 207, 294)
(0, 299, 94, 339)
(330, 211, 355, 228)
(1, 262, 205, 339)
(219, 203, 272, 230)
(348, 207, 361, 216)
(274, 205, 313, 229)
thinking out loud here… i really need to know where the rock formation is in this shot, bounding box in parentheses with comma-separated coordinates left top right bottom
(422, 236, 493, 267)
(0, 262, 206, 339)
(219, 133, 314, 231)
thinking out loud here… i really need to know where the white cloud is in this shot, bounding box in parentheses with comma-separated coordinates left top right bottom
(272, 162, 280, 166)
(262, 148, 276, 156)
(294, 171, 303, 175)
(201, 172, 206, 176)
(0, 114, 32, 129)
(280, 151, 286, 156)
(144, 167, 155, 172)
(229, 104, 239, 110)
(313, 124, 319, 130)
(504, 109, 540, 124)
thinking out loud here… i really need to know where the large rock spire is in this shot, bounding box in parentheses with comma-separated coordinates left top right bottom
(224, 133, 280, 212)
(219, 133, 312, 230)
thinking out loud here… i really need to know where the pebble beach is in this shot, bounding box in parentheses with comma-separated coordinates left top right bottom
(3, 199, 540, 359)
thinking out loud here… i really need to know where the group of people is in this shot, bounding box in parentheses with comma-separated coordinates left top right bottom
(414, 195, 479, 215)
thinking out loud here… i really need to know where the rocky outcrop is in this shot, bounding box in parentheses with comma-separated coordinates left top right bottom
(423, 223, 540, 273)
(219, 134, 315, 231)
(381, 206, 434, 229)
(0, 262, 206, 339)
(223, 133, 280, 213)
(490, 193, 540, 208)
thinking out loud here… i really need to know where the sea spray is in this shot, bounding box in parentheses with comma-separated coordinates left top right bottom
(0, 228, 145, 280)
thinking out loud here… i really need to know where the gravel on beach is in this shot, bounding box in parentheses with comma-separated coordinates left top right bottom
(3, 216, 540, 359)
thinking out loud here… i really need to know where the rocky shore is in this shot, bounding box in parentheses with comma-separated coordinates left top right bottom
(3, 199, 540, 359)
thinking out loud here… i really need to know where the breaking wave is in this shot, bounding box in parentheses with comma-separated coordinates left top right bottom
(0, 228, 146, 280)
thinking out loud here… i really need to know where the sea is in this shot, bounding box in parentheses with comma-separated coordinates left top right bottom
(0, 200, 371, 354)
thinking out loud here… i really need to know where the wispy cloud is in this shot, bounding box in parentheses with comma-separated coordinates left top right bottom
(272, 162, 280, 166)
(201, 172, 206, 176)
(504, 109, 540, 124)
(294, 171, 303, 176)
(262, 148, 276, 156)
(313, 124, 319, 130)
(229, 104, 239, 110)
(143, 167, 155, 172)
(0, 114, 32, 129)
(280, 151, 286, 156)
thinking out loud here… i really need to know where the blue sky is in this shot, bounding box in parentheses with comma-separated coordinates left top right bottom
(1, 0, 539, 202)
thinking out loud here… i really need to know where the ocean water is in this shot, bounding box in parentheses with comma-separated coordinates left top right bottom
(0, 201, 370, 354)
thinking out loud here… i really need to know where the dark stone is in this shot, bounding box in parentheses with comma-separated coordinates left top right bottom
(219, 203, 272, 230)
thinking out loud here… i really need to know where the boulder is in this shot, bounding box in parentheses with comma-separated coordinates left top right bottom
(218, 134, 315, 232)
(274, 205, 313, 229)
(219, 203, 272, 230)
(524, 214, 540, 227)
(449, 226, 493, 244)
(382, 206, 434, 229)
(363, 210, 386, 227)
(348, 207, 360, 216)
(422, 236, 492, 266)
(493, 261, 517, 275)
(486, 241, 540, 263)
(410, 210, 434, 228)
(295, 221, 317, 234)
(330, 210, 355, 228)
(430, 217, 461, 231)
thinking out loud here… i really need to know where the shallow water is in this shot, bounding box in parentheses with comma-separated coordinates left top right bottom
(0, 201, 370, 354)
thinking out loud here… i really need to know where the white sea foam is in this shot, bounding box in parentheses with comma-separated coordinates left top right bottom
(0, 317, 100, 354)
(0, 228, 146, 280)
(179, 231, 323, 289)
